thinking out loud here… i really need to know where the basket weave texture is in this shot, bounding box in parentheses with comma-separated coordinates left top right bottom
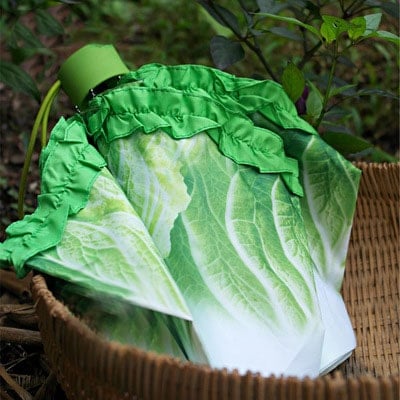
(31, 162, 399, 400)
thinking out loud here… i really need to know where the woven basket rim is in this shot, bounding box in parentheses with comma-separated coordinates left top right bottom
(32, 271, 399, 380)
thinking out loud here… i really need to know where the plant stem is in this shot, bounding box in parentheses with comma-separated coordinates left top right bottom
(244, 36, 279, 81)
(207, 1, 278, 81)
(338, 0, 345, 14)
(344, 0, 362, 15)
(17, 80, 60, 219)
(315, 42, 339, 129)
(348, 6, 378, 16)
(237, 0, 250, 14)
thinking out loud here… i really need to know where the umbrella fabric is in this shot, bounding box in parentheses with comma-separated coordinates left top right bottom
(125, 65, 362, 373)
(0, 61, 360, 378)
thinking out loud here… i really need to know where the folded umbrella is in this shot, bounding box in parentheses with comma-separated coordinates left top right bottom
(0, 44, 361, 378)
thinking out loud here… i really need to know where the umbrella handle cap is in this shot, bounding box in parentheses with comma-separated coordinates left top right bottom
(58, 44, 129, 107)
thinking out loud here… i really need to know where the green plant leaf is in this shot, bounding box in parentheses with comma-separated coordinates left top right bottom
(352, 12, 399, 47)
(9, 46, 53, 64)
(269, 26, 302, 41)
(256, 0, 287, 14)
(372, 30, 400, 45)
(363, 13, 382, 34)
(322, 132, 373, 155)
(323, 107, 352, 120)
(210, 35, 245, 70)
(198, 6, 233, 37)
(368, 147, 399, 162)
(329, 84, 357, 98)
(305, 83, 323, 121)
(197, 1, 241, 34)
(0, 61, 40, 101)
(320, 15, 350, 44)
(9, 47, 38, 64)
(357, 88, 398, 99)
(348, 16, 366, 40)
(239, 0, 259, 13)
(282, 62, 305, 103)
(256, 12, 321, 39)
(36, 9, 64, 36)
(321, 121, 352, 134)
(13, 21, 43, 48)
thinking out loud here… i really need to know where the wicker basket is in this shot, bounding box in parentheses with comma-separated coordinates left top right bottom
(31, 162, 399, 400)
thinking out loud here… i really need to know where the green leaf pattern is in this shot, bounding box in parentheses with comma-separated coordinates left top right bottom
(98, 131, 328, 374)
(28, 168, 192, 320)
(99, 132, 192, 258)
(301, 136, 360, 288)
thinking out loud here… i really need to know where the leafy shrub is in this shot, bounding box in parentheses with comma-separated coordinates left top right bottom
(197, 0, 399, 160)
(0, 0, 398, 159)
(67, 0, 213, 66)
(0, 0, 70, 100)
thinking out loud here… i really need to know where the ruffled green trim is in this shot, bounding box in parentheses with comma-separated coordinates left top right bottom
(84, 83, 303, 196)
(123, 63, 317, 136)
(0, 117, 106, 277)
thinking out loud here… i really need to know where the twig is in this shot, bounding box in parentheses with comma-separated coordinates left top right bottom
(0, 304, 39, 328)
(0, 304, 35, 315)
(243, 35, 279, 81)
(0, 326, 42, 347)
(0, 365, 33, 400)
(315, 41, 339, 129)
(344, 0, 362, 15)
(0, 270, 32, 300)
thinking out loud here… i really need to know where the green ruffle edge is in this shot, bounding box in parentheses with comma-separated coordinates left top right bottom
(84, 66, 309, 196)
(0, 117, 106, 277)
(126, 63, 317, 136)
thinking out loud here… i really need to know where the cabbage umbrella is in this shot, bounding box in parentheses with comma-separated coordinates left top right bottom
(0, 44, 361, 378)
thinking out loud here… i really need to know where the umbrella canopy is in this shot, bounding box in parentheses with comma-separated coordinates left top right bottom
(0, 44, 361, 378)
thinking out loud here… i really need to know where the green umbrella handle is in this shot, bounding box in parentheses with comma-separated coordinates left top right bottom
(58, 44, 129, 107)
(18, 80, 61, 219)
